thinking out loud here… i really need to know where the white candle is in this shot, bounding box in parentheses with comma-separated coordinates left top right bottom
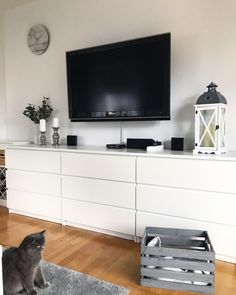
(53, 117, 59, 128)
(39, 119, 46, 132)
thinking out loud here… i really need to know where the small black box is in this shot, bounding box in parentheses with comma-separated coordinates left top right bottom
(127, 138, 155, 150)
(171, 137, 184, 151)
(106, 143, 126, 149)
(67, 135, 77, 146)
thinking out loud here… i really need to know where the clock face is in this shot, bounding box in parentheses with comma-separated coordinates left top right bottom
(27, 24, 49, 55)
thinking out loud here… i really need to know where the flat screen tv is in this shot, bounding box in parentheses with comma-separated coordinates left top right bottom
(66, 33, 170, 122)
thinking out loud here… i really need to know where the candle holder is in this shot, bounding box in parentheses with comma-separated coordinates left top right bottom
(52, 127, 60, 146)
(39, 131, 46, 146)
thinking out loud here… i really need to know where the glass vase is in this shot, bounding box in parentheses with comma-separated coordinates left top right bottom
(33, 123, 40, 145)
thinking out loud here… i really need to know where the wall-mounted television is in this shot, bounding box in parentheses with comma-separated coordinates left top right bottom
(66, 33, 170, 122)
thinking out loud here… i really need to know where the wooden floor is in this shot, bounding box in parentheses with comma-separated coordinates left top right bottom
(0, 206, 235, 295)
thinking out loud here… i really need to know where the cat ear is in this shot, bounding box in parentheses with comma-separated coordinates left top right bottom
(40, 230, 46, 235)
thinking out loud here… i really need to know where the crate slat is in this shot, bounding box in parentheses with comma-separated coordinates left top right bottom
(141, 257, 215, 272)
(145, 227, 206, 237)
(141, 245, 215, 260)
(141, 278, 214, 294)
(141, 268, 214, 283)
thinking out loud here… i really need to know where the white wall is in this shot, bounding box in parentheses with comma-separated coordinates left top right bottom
(0, 0, 36, 141)
(4, 0, 236, 148)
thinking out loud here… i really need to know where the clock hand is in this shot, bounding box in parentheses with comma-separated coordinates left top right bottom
(35, 33, 43, 41)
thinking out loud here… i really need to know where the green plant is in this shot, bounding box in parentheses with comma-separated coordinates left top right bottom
(23, 97, 53, 124)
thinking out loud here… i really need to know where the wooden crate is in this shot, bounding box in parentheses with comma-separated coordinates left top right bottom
(140, 227, 215, 294)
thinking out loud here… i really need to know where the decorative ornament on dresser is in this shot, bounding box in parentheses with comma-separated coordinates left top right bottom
(52, 118, 60, 147)
(39, 119, 47, 146)
(27, 24, 50, 55)
(193, 82, 227, 154)
(23, 97, 53, 144)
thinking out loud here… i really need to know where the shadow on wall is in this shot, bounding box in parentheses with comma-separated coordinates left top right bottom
(164, 96, 196, 150)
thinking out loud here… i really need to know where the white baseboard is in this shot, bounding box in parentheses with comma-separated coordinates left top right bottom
(216, 254, 236, 264)
(63, 220, 135, 241)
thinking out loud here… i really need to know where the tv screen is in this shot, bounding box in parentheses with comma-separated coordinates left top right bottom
(66, 33, 170, 121)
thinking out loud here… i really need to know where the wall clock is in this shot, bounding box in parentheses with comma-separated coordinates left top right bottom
(27, 24, 50, 55)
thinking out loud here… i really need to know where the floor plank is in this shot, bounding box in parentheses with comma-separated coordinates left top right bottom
(0, 206, 235, 295)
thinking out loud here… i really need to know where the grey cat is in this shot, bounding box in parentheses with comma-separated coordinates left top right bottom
(2, 230, 49, 295)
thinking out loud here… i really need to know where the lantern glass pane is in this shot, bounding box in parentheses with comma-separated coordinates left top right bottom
(220, 108, 226, 148)
(199, 109, 216, 148)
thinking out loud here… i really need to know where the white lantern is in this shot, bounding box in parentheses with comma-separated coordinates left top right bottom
(193, 82, 227, 155)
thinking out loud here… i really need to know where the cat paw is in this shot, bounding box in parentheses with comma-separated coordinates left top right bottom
(30, 290, 38, 295)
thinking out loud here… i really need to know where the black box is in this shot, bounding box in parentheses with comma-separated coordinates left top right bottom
(67, 135, 77, 146)
(127, 138, 155, 150)
(171, 137, 184, 151)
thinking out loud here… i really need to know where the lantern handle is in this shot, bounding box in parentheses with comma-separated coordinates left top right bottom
(207, 82, 218, 91)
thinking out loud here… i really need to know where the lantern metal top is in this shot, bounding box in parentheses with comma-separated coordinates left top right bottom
(196, 82, 227, 105)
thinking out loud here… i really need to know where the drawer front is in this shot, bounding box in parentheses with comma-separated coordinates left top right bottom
(62, 199, 135, 235)
(7, 189, 61, 220)
(137, 157, 236, 193)
(62, 153, 135, 182)
(7, 170, 61, 196)
(137, 185, 236, 226)
(62, 176, 135, 209)
(136, 211, 236, 259)
(6, 149, 60, 173)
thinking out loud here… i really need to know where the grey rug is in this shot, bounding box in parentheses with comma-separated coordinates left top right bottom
(32, 261, 129, 295)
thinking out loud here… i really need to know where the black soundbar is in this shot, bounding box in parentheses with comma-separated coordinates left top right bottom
(106, 139, 161, 150)
(126, 138, 155, 150)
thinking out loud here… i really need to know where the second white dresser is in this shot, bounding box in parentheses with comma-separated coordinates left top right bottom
(136, 155, 236, 263)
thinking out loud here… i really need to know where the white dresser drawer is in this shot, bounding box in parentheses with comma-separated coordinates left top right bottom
(137, 184, 236, 226)
(62, 153, 135, 182)
(136, 211, 236, 262)
(62, 199, 135, 236)
(6, 149, 60, 174)
(137, 156, 236, 193)
(7, 190, 61, 221)
(62, 176, 135, 209)
(7, 170, 61, 197)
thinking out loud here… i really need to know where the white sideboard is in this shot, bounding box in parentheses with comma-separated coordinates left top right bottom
(5, 145, 236, 263)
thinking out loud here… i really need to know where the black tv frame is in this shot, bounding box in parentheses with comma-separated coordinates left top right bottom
(66, 33, 171, 122)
